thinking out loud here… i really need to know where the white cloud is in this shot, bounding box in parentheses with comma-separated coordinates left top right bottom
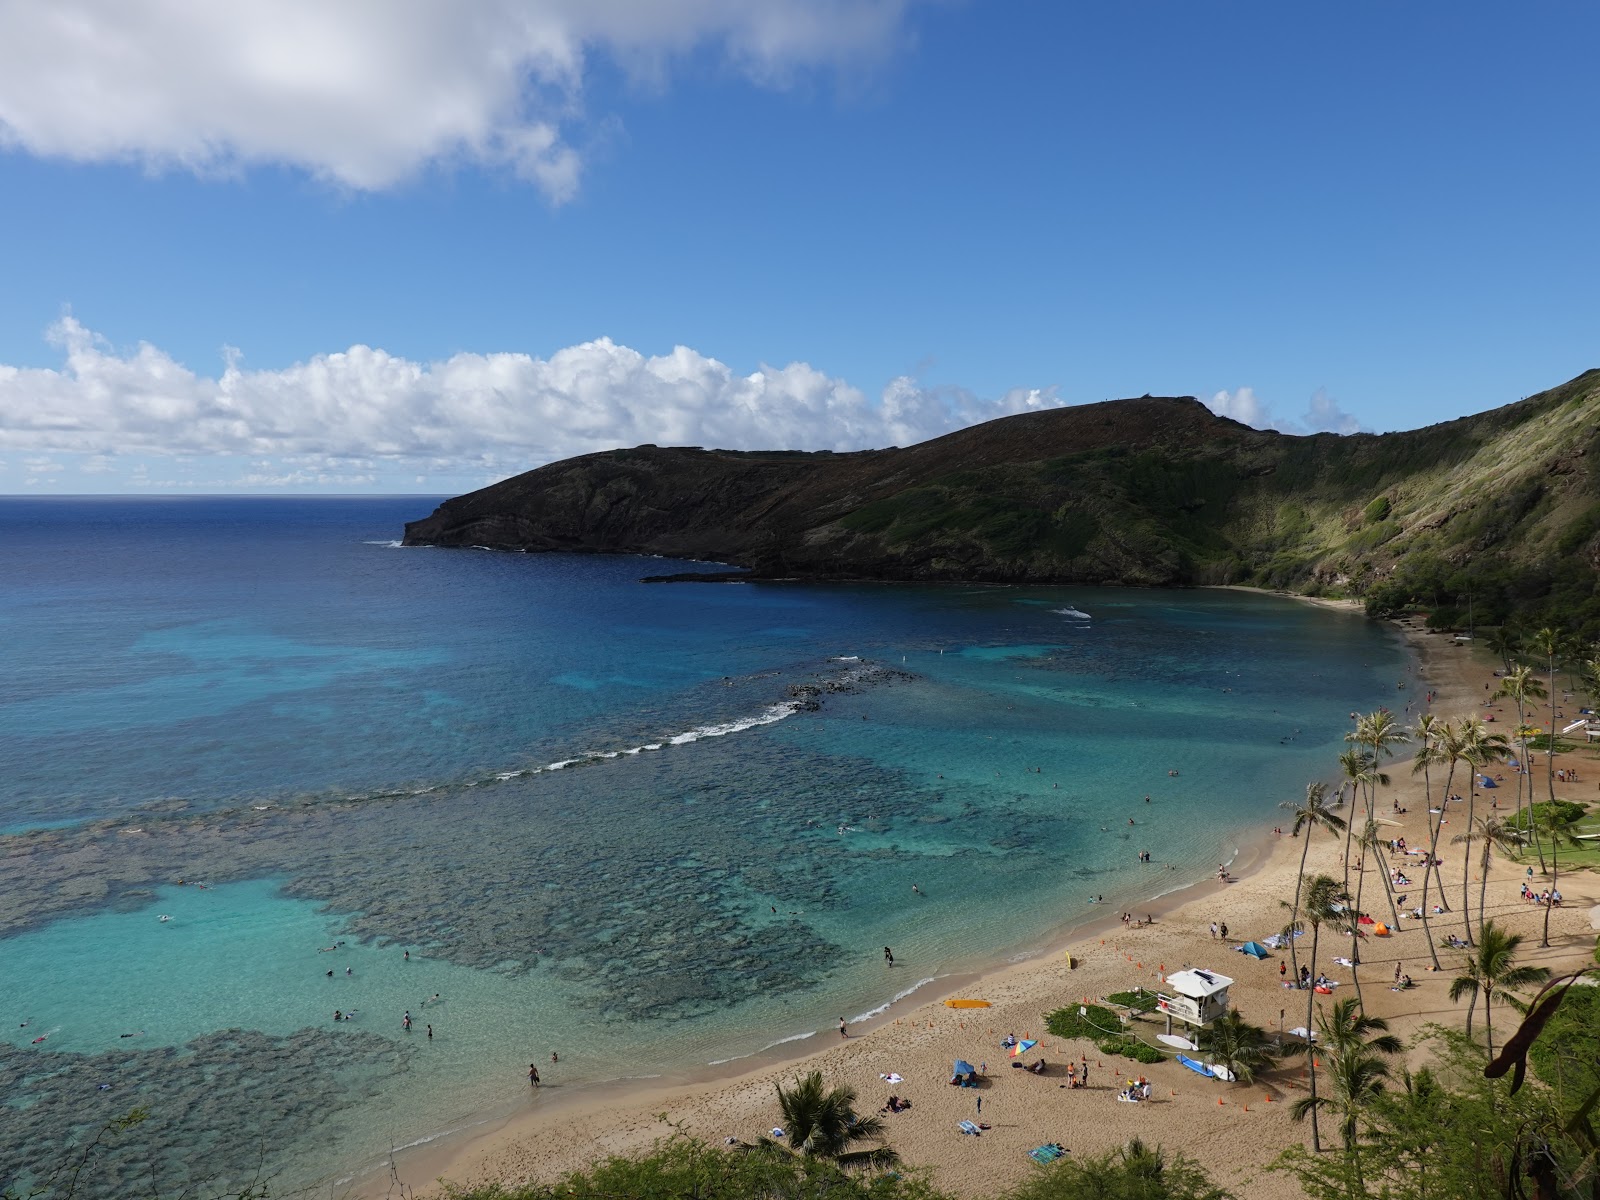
(1207, 386, 1363, 435)
(0, 317, 1062, 488)
(0, 0, 918, 199)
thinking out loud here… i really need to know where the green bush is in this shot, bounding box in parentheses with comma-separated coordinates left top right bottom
(1363, 496, 1392, 523)
(1098, 1037, 1167, 1065)
(1044, 1003, 1123, 1040)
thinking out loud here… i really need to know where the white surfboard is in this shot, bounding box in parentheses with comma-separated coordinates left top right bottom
(1157, 1034, 1198, 1050)
(1205, 1062, 1236, 1082)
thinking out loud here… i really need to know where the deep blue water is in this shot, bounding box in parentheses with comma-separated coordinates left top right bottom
(0, 496, 1410, 1194)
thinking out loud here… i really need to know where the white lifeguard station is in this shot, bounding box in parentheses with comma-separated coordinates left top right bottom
(1157, 968, 1234, 1033)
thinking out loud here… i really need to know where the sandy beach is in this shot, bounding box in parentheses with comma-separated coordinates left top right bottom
(387, 610, 1599, 1200)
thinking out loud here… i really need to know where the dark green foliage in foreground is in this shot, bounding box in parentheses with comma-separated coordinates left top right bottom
(440, 1136, 949, 1200)
(1529, 982, 1600, 1114)
(1006, 1139, 1230, 1200)
(1277, 1027, 1599, 1200)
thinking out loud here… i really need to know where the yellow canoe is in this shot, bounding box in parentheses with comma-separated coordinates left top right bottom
(944, 999, 992, 1008)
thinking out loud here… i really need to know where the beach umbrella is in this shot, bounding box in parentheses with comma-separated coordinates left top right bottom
(1010, 1038, 1038, 1058)
(1238, 941, 1270, 959)
(953, 1059, 976, 1077)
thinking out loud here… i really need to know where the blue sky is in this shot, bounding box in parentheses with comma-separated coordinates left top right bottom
(1, 1, 1596, 493)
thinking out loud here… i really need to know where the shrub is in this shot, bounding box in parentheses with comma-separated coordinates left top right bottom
(1106, 990, 1160, 1014)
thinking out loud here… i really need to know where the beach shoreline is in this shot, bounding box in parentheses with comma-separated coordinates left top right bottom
(374, 603, 1597, 1200)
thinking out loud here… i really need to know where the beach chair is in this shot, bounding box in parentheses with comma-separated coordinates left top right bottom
(958, 1120, 983, 1136)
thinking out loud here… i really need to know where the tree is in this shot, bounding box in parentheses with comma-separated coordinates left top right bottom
(1292, 874, 1351, 1153)
(757, 1071, 898, 1169)
(1288, 998, 1403, 1190)
(1485, 625, 1521, 674)
(1005, 1138, 1232, 1200)
(1279, 781, 1345, 977)
(1448, 919, 1551, 1057)
(1531, 801, 1584, 949)
(1198, 1009, 1279, 1087)
(1530, 627, 1566, 819)
(1454, 720, 1509, 945)
(1495, 665, 1548, 872)
(1417, 719, 1464, 956)
(1409, 713, 1447, 970)
(1450, 814, 1526, 940)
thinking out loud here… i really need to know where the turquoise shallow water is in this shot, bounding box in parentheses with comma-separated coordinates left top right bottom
(0, 498, 1412, 1194)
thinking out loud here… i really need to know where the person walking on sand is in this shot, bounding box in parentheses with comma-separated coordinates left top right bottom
(1219, 922, 1228, 940)
(1209, 922, 1218, 940)
(839, 1017, 848, 1038)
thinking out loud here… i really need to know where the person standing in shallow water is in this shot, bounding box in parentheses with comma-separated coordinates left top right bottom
(529, 1064, 540, 1087)
(884, 946, 894, 966)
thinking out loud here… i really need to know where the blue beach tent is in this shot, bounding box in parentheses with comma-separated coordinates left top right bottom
(1478, 775, 1497, 788)
(1238, 941, 1270, 959)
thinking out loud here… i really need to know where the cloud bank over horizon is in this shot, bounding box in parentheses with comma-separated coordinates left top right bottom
(0, 0, 919, 200)
(0, 317, 1068, 490)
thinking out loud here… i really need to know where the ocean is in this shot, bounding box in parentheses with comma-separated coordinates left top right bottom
(0, 496, 1410, 1195)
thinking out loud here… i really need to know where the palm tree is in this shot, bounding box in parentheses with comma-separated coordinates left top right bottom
(1336, 748, 1375, 887)
(759, 1071, 898, 1168)
(1289, 997, 1401, 1185)
(1198, 1008, 1279, 1086)
(1279, 781, 1345, 977)
(1495, 665, 1548, 872)
(1530, 627, 1566, 817)
(1486, 625, 1521, 674)
(1410, 713, 1447, 969)
(1419, 719, 1465, 948)
(1450, 814, 1526, 939)
(1447, 919, 1550, 1057)
(1293, 873, 1350, 1153)
(1532, 801, 1583, 949)
(1455, 719, 1509, 945)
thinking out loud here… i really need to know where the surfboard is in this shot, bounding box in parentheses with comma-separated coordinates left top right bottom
(1157, 1033, 1198, 1050)
(944, 999, 992, 1008)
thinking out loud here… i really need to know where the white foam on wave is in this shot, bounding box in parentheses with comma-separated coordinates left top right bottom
(851, 975, 940, 1023)
(362, 539, 405, 548)
(667, 703, 800, 745)
(707, 1029, 816, 1065)
(1051, 606, 1092, 620)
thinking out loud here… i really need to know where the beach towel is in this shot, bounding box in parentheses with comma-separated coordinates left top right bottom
(959, 1120, 982, 1136)
(1176, 1054, 1215, 1077)
(1333, 956, 1354, 967)
(1029, 1144, 1067, 1164)
(880, 1073, 904, 1083)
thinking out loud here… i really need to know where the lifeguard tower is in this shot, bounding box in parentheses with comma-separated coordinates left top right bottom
(1156, 968, 1234, 1034)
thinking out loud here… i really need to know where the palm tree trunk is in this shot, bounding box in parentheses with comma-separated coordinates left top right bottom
(1290, 833, 1312, 977)
(1547, 659, 1558, 813)
(1541, 840, 1557, 949)
(1461, 781, 1477, 946)
(1516, 702, 1547, 872)
(1478, 843, 1492, 942)
(1420, 762, 1456, 950)
(1306, 922, 1321, 1153)
(1418, 759, 1441, 971)
(1484, 985, 1494, 1059)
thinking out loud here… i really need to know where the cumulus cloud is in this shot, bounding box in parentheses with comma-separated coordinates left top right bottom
(1207, 386, 1363, 435)
(0, 0, 918, 199)
(0, 317, 1062, 487)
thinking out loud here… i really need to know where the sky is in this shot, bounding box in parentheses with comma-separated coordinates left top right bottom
(1, 1, 1596, 494)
